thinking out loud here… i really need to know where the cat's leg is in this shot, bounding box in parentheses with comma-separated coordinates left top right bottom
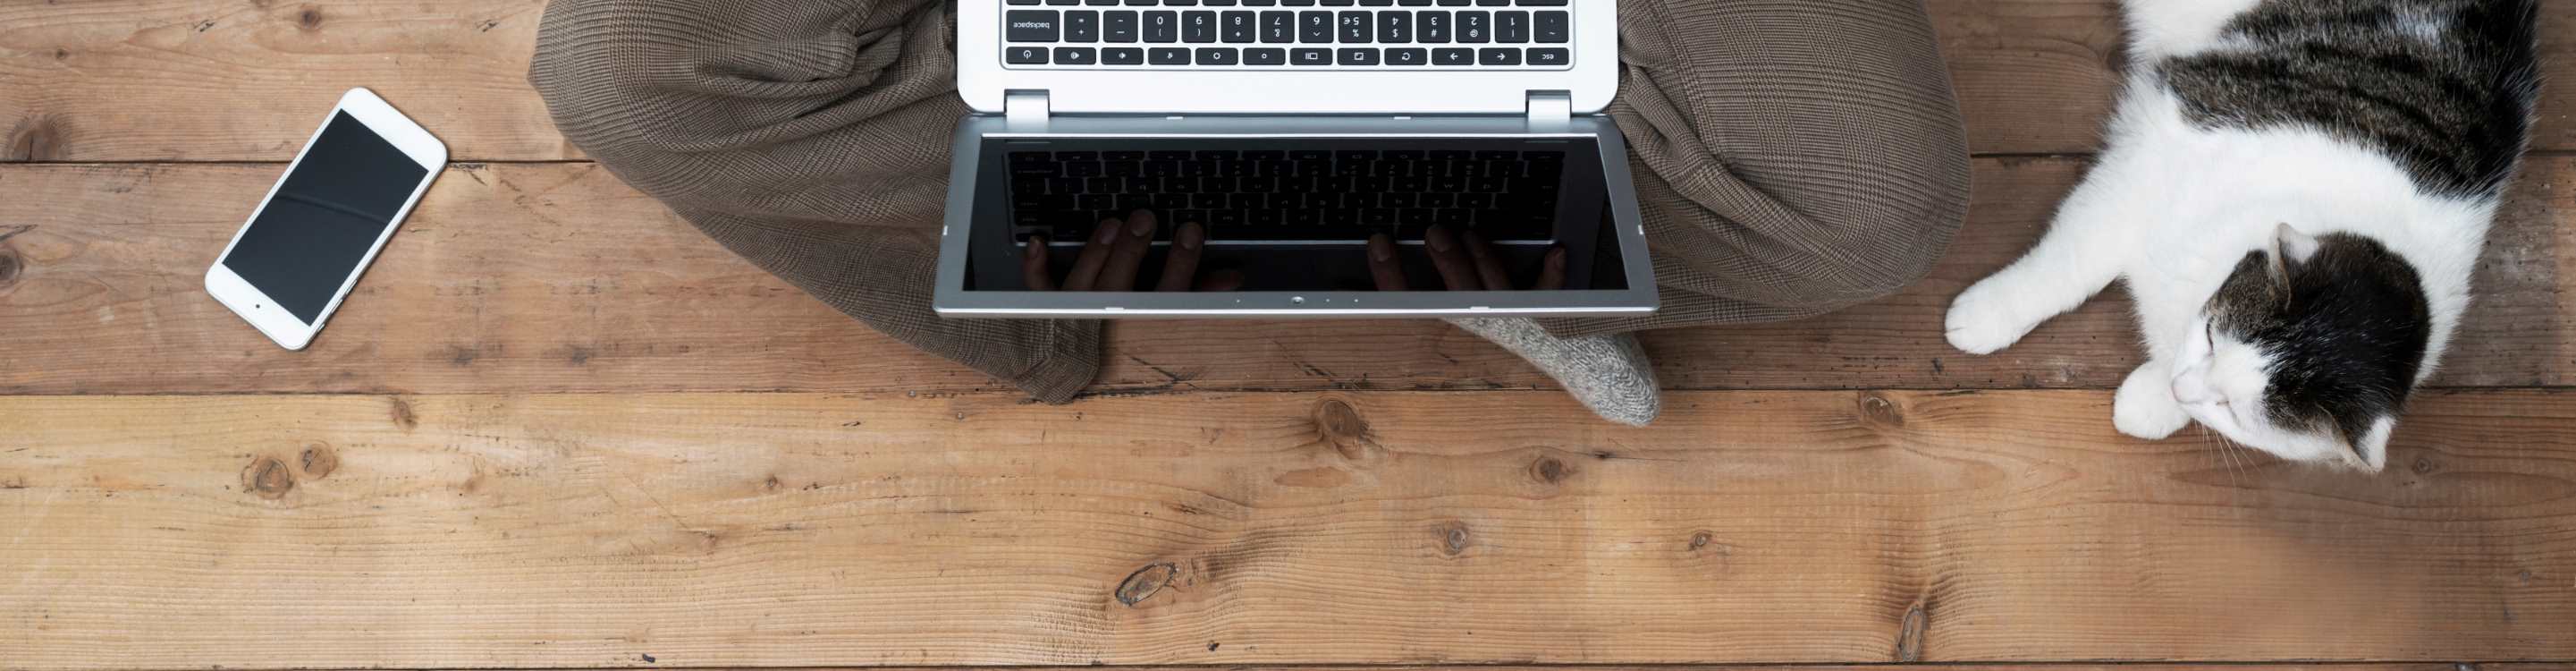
(2113, 360, 2192, 439)
(1945, 173, 2134, 354)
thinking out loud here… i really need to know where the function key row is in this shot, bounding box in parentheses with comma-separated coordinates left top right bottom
(1009, 46, 1567, 67)
(1007, 9, 1568, 45)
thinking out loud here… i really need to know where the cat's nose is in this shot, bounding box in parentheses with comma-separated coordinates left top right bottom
(2170, 369, 2219, 405)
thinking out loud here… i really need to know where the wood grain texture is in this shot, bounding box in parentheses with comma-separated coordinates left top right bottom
(1, 0, 569, 162)
(4, 157, 2564, 395)
(6, 0, 2572, 161)
(3, 389, 2572, 668)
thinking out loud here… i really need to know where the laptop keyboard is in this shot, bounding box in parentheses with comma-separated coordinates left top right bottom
(1001, 0, 1573, 70)
(1009, 149, 1566, 242)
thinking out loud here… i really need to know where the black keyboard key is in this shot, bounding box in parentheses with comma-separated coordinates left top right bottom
(1517, 0, 1565, 4)
(1337, 11, 1371, 42)
(1478, 47, 1519, 65)
(1103, 47, 1145, 64)
(1007, 10, 1061, 41)
(1065, 10, 1101, 41)
(1053, 47, 1098, 64)
(1299, 11, 1334, 41)
(1534, 10, 1567, 42)
(1007, 46, 1050, 64)
(1337, 47, 1378, 65)
(1182, 11, 1218, 41)
(1105, 11, 1139, 41)
(1457, 11, 1489, 42)
(1377, 11, 1411, 42)
(1418, 11, 1451, 42)
(1221, 10, 1256, 41)
(1144, 11, 1178, 40)
(1526, 47, 1567, 66)
(1149, 47, 1191, 64)
(1292, 47, 1332, 64)
(1432, 47, 1474, 64)
(1261, 11, 1296, 41)
(1195, 47, 1238, 64)
(1495, 11, 1527, 42)
(1244, 47, 1287, 64)
(1385, 47, 1426, 65)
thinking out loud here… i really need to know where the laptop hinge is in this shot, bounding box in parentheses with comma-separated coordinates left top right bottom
(1525, 91, 1572, 131)
(1005, 90, 1050, 131)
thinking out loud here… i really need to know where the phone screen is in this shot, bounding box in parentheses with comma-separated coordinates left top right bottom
(221, 111, 428, 324)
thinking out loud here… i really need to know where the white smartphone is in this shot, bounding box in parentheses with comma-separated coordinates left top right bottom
(205, 88, 446, 350)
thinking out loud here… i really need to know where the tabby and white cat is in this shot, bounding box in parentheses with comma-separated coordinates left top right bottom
(1946, 0, 2538, 470)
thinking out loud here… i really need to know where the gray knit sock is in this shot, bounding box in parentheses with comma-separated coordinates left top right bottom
(1447, 318, 1661, 427)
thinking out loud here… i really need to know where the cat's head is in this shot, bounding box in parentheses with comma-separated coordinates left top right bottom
(2172, 225, 2432, 471)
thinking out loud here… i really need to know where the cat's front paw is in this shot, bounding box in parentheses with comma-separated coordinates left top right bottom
(2113, 365, 2192, 440)
(1944, 280, 2040, 355)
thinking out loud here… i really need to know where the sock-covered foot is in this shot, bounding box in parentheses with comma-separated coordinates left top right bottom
(1448, 317, 1660, 427)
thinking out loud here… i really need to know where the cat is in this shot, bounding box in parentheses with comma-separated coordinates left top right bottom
(1944, 0, 2538, 471)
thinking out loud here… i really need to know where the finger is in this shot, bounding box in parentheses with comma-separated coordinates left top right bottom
(1366, 234, 1408, 291)
(1463, 230, 1512, 291)
(1095, 209, 1161, 291)
(1423, 225, 1482, 291)
(1156, 221, 1205, 292)
(1534, 246, 1567, 291)
(1196, 268, 1245, 292)
(1022, 235, 1057, 291)
(1059, 220, 1123, 291)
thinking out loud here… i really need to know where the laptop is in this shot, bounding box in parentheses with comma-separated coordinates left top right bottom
(936, 0, 1654, 319)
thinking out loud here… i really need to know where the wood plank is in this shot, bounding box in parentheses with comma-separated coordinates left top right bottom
(5, 157, 2564, 395)
(2, 0, 570, 162)
(3, 388, 2572, 667)
(8, 0, 2573, 161)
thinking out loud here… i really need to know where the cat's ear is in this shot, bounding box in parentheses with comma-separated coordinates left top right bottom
(2349, 415, 2395, 471)
(2273, 223, 2324, 268)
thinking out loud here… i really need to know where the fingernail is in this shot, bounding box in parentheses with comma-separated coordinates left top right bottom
(1094, 224, 1121, 244)
(1426, 227, 1453, 252)
(1179, 225, 1203, 250)
(1370, 237, 1394, 262)
(1549, 248, 1567, 268)
(1129, 216, 1156, 236)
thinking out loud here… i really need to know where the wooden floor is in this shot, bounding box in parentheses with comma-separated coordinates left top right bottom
(4, 0, 2572, 667)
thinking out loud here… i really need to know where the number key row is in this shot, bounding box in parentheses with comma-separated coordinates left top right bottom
(1008, 45, 1567, 67)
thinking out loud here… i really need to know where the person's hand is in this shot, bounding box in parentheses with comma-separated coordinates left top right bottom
(1024, 209, 1238, 291)
(1367, 224, 1567, 291)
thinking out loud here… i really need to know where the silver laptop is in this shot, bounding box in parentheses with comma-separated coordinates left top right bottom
(936, 0, 1653, 319)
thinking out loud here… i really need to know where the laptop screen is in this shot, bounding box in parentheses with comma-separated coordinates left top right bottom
(965, 136, 1628, 293)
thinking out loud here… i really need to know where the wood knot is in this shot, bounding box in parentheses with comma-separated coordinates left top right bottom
(1312, 397, 1371, 459)
(1526, 455, 1571, 484)
(0, 244, 21, 288)
(297, 443, 338, 480)
(2411, 455, 2440, 475)
(1113, 562, 1178, 607)
(1892, 599, 1930, 662)
(1857, 392, 1905, 429)
(295, 6, 324, 30)
(387, 396, 418, 430)
(241, 455, 295, 499)
(1687, 531, 1713, 551)
(8, 115, 65, 161)
(1434, 521, 1470, 556)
